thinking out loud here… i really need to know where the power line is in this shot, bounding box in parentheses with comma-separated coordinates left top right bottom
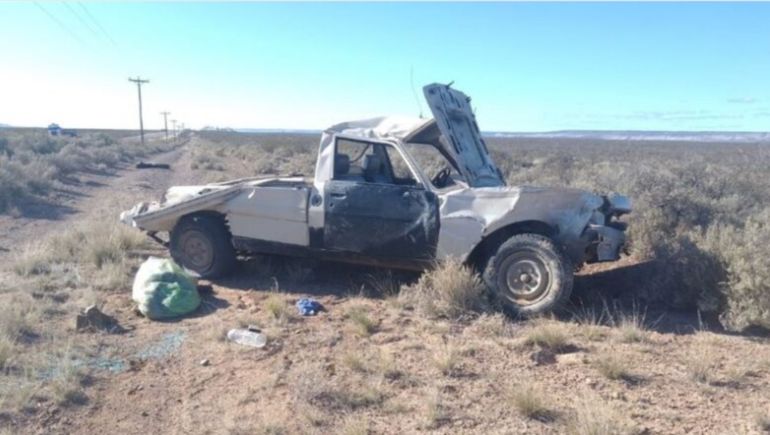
(77, 2, 117, 47)
(128, 77, 150, 145)
(33, 2, 86, 47)
(62, 2, 100, 42)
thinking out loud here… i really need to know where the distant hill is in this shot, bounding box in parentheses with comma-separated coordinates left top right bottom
(234, 128, 321, 135)
(0, 123, 10, 128)
(215, 125, 770, 143)
(487, 130, 770, 143)
(201, 126, 235, 132)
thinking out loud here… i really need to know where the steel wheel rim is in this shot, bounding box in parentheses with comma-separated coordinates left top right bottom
(180, 230, 214, 270)
(500, 251, 551, 305)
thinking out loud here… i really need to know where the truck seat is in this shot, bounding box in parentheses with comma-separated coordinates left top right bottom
(363, 154, 392, 184)
(334, 153, 365, 182)
(334, 154, 351, 176)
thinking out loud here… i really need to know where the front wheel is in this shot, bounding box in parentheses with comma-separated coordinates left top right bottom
(483, 234, 573, 316)
(170, 214, 236, 279)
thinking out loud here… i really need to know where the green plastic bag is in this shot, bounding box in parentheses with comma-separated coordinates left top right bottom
(132, 257, 200, 320)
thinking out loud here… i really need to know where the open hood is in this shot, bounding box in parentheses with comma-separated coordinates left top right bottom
(423, 83, 505, 188)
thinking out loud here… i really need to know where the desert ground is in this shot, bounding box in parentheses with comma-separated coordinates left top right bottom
(0, 128, 768, 434)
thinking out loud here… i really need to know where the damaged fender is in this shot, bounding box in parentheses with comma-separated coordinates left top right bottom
(436, 185, 620, 265)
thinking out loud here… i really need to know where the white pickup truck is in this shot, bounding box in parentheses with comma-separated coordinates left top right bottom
(121, 84, 630, 315)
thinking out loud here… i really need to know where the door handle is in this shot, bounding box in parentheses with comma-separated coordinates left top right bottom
(330, 192, 346, 199)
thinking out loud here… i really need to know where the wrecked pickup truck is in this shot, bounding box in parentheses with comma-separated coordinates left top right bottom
(121, 84, 630, 315)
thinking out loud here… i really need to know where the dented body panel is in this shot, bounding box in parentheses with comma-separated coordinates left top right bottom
(121, 84, 630, 272)
(436, 185, 605, 263)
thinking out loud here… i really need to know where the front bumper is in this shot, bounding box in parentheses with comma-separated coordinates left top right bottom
(583, 224, 626, 263)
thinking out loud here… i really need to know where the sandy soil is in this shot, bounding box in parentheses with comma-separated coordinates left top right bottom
(3, 135, 769, 435)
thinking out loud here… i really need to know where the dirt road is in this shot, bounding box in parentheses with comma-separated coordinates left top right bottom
(0, 145, 188, 263)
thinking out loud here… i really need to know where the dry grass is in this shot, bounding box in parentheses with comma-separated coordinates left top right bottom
(375, 350, 403, 380)
(0, 371, 38, 413)
(263, 294, 293, 325)
(342, 351, 368, 373)
(570, 305, 609, 341)
(423, 388, 449, 429)
(0, 129, 172, 214)
(593, 353, 635, 382)
(1, 214, 160, 418)
(366, 270, 403, 297)
(0, 294, 42, 340)
(13, 222, 148, 287)
(347, 305, 377, 337)
(687, 348, 719, 384)
(293, 362, 384, 412)
(399, 257, 487, 320)
(340, 416, 370, 435)
(0, 335, 16, 369)
(13, 244, 55, 277)
(50, 353, 88, 407)
(611, 307, 649, 344)
(316, 384, 385, 411)
(509, 382, 557, 422)
(466, 313, 512, 338)
(524, 319, 573, 352)
(755, 411, 770, 432)
(567, 394, 633, 435)
(432, 343, 461, 377)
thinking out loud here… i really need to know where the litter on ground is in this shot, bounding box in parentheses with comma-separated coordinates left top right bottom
(227, 328, 267, 348)
(132, 257, 200, 320)
(296, 298, 323, 316)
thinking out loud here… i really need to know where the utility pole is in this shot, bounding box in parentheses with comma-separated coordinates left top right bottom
(128, 77, 150, 145)
(171, 119, 178, 143)
(160, 111, 170, 141)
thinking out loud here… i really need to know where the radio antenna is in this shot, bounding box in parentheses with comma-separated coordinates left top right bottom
(410, 66, 424, 118)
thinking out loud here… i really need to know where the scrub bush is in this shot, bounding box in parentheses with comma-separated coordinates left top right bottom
(0, 128, 173, 214)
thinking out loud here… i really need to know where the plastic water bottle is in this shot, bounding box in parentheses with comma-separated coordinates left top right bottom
(226, 328, 267, 348)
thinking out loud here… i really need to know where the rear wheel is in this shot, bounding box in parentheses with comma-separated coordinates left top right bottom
(170, 214, 236, 279)
(483, 233, 573, 316)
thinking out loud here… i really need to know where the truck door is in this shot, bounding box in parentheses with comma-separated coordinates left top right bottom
(323, 138, 439, 260)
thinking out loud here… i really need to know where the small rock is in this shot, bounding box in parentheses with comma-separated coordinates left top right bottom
(557, 352, 585, 365)
(141, 411, 149, 417)
(199, 359, 209, 367)
(530, 349, 556, 366)
(76, 305, 125, 333)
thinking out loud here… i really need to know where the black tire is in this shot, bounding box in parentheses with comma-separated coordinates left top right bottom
(483, 233, 573, 316)
(169, 214, 236, 279)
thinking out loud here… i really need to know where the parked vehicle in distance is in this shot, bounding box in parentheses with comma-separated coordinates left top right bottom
(48, 123, 78, 137)
(121, 84, 631, 315)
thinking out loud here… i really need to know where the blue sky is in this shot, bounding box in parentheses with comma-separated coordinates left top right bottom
(1, 2, 769, 132)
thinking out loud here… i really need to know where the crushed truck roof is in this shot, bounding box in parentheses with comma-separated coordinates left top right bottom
(324, 116, 436, 142)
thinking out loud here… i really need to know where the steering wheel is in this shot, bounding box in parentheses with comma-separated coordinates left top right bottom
(431, 166, 452, 188)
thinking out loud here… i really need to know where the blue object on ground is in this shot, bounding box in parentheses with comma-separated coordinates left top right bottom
(296, 298, 323, 316)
